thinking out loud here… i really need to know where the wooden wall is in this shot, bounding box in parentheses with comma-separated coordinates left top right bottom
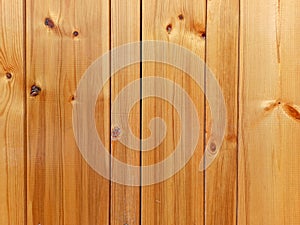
(0, 0, 299, 224)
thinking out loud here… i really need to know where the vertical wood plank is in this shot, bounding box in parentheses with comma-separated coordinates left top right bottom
(239, 0, 300, 224)
(26, 0, 110, 224)
(205, 0, 239, 224)
(110, 0, 141, 224)
(142, 0, 206, 224)
(0, 0, 25, 224)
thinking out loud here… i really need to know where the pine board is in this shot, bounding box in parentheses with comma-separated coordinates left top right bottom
(238, 0, 300, 224)
(26, 0, 110, 224)
(205, 0, 239, 224)
(0, 0, 25, 224)
(110, 0, 141, 224)
(142, 0, 206, 224)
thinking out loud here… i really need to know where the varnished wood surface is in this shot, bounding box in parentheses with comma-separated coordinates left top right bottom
(0, 0, 299, 224)
(0, 0, 25, 224)
(205, 0, 239, 224)
(110, 0, 141, 224)
(142, 0, 206, 224)
(238, 0, 300, 224)
(26, 0, 110, 224)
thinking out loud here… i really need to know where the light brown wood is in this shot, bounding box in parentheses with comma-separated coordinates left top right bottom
(110, 0, 141, 224)
(205, 0, 239, 224)
(26, 0, 110, 224)
(0, 0, 25, 224)
(239, 0, 300, 224)
(1, 1, 300, 224)
(142, 0, 206, 224)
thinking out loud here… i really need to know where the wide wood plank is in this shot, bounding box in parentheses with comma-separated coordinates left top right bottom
(142, 0, 206, 224)
(205, 0, 239, 224)
(26, 0, 110, 224)
(239, 0, 300, 224)
(110, 0, 141, 224)
(0, 0, 25, 224)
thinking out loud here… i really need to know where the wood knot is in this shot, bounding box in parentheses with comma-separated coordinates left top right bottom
(6, 72, 12, 79)
(200, 32, 206, 39)
(192, 23, 206, 39)
(283, 104, 300, 121)
(210, 142, 217, 152)
(178, 14, 184, 20)
(111, 126, 122, 140)
(45, 18, 55, 28)
(69, 95, 76, 102)
(30, 85, 41, 97)
(166, 24, 172, 34)
(73, 31, 79, 37)
(264, 102, 278, 112)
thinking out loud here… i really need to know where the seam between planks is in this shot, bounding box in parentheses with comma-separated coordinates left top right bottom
(23, 0, 28, 223)
(139, 0, 143, 224)
(204, 0, 208, 224)
(109, 0, 112, 224)
(236, 0, 241, 224)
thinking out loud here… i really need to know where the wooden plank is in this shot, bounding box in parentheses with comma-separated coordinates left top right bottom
(26, 0, 110, 224)
(110, 0, 141, 224)
(239, 0, 300, 224)
(0, 0, 25, 224)
(205, 0, 239, 224)
(142, 0, 206, 224)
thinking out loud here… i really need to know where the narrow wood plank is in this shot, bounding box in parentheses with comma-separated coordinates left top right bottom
(205, 0, 239, 224)
(110, 0, 141, 224)
(26, 0, 110, 224)
(0, 0, 25, 224)
(142, 0, 206, 224)
(239, 0, 300, 224)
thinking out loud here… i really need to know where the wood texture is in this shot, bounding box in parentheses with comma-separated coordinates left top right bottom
(0, 0, 25, 224)
(142, 0, 206, 224)
(205, 0, 239, 224)
(110, 0, 141, 224)
(26, 0, 110, 224)
(239, 0, 300, 224)
(0, 0, 300, 224)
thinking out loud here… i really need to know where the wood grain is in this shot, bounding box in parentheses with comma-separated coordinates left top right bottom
(0, 0, 300, 224)
(239, 0, 300, 224)
(26, 0, 110, 224)
(110, 0, 141, 224)
(0, 0, 25, 224)
(205, 0, 239, 224)
(142, 0, 206, 224)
